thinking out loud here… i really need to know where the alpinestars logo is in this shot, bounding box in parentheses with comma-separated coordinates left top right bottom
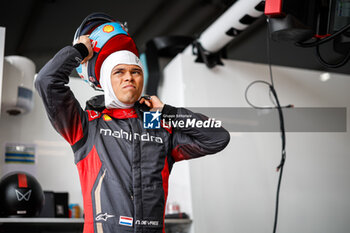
(15, 189, 32, 201)
(96, 213, 115, 221)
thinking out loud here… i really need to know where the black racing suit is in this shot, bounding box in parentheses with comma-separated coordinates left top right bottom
(35, 45, 230, 233)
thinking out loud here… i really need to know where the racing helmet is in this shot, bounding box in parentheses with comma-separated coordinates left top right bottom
(74, 12, 139, 90)
(0, 172, 44, 217)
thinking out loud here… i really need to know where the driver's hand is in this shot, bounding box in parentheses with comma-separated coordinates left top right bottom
(77, 35, 93, 64)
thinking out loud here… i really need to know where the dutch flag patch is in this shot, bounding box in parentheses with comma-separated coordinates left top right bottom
(119, 216, 133, 227)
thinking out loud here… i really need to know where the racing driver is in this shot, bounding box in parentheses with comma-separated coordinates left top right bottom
(35, 31, 230, 233)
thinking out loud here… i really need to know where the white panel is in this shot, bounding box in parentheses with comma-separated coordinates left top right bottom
(2, 56, 36, 115)
(0, 27, 5, 114)
(158, 54, 185, 106)
(160, 53, 350, 233)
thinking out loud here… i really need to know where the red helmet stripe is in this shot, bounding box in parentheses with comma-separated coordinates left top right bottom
(18, 173, 28, 188)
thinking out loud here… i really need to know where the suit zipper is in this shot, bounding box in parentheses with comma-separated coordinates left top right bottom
(128, 118, 135, 203)
(130, 192, 134, 201)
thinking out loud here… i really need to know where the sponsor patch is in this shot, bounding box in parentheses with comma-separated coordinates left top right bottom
(95, 213, 115, 221)
(103, 114, 112, 121)
(100, 128, 163, 144)
(103, 25, 114, 33)
(119, 216, 133, 227)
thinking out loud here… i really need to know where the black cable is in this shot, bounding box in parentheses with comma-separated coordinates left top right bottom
(295, 23, 350, 48)
(244, 81, 287, 233)
(266, 18, 275, 87)
(270, 85, 286, 233)
(293, 9, 350, 68)
(269, 89, 278, 107)
(244, 81, 293, 109)
(315, 44, 350, 68)
(244, 18, 289, 233)
(273, 156, 285, 233)
(245, 81, 277, 108)
(259, 14, 350, 232)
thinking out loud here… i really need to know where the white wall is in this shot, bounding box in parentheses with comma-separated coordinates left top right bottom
(0, 27, 5, 113)
(159, 53, 350, 233)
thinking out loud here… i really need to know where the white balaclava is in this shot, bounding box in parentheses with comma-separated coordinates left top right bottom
(100, 50, 144, 109)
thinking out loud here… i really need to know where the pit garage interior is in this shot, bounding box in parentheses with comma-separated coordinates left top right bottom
(0, 1, 350, 233)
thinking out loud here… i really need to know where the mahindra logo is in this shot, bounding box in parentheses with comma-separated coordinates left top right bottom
(15, 189, 32, 201)
(100, 128, 163, 144)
